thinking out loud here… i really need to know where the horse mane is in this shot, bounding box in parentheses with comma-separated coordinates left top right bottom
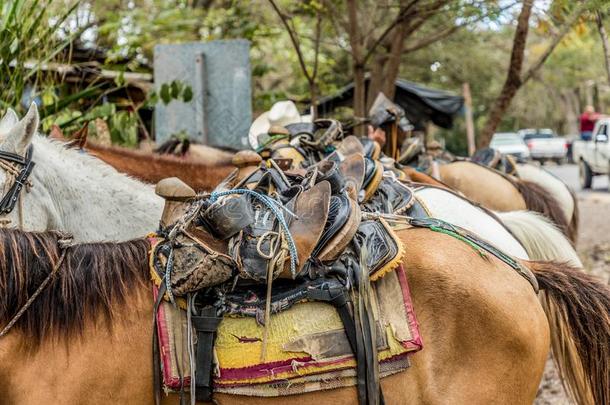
(85, 142, 235, 191)
(513, 179, 572, 243)
(567, 186, 579, 245)
(155, 138, 190, 156)
(0, 229, 149, 348)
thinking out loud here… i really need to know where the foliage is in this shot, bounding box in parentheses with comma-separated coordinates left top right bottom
(0, 0, 79, 113)
(8, 0, 610, 151)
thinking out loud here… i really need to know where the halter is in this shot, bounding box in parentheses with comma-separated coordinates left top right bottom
(0, 145, 35, 227)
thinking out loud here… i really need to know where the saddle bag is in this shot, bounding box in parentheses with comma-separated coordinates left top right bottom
(152, 232, 236, 296)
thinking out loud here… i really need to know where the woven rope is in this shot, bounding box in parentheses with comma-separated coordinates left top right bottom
(210, 189, 299, 278)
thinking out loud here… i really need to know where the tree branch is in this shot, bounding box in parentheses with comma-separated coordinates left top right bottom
(346, 0, 363, 63)
(267, 0, 312, 83)
(596, 10, 610, 85)
(312, 11, 322, 82)
(403, 2, 518, 53)
(478, 0, 534, 146)
(520, 0, 589, 84)
(362, 0, 421, 64)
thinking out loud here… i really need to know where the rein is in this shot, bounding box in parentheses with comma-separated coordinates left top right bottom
(0, 234, 72, 338)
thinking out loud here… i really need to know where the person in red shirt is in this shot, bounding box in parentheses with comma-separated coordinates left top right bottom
(580, 105, 599, 141)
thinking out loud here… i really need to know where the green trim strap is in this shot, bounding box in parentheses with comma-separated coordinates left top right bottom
(255, 134, 290, 153)
(408, 217, 524, 272)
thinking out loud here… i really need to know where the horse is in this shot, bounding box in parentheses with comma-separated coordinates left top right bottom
(438, 161, 577, 243)
(515, 163, 579, 243)
(0, 105, 581, 267)
(47, 124, 235, 192)
(0, 227, 607, 404)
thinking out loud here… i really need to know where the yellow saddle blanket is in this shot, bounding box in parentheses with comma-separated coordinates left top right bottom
(155, 264, 422, 397)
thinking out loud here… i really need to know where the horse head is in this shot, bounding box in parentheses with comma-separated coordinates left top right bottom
(0, 104, 62, 231)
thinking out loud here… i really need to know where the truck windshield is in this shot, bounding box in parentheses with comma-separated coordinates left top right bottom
(523, 133, 554, 141)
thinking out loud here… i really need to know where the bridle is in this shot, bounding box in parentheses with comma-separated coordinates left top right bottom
(0, 144, 35, 227)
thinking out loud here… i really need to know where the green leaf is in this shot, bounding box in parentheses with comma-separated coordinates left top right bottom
(170, 80, 181, 98)
(114, 71, 126, 88)
(182, 85, 193, 102)
(160, 83, 171, 104)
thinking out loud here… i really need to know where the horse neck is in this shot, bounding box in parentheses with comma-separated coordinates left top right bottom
(31, 136, 162, 241)
(87, 142, 235, 192)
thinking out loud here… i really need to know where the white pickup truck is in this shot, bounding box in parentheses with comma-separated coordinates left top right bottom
(572, 117, 610, 188)
(519, 129, 567, 164)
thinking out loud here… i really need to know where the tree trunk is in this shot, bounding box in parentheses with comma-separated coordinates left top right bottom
(365, 23, 407, 110)
(368, 52, 388, 110)
(381, 22, 407, 99)
(309, 81, 318, 119)
(353, 65, 367, 123)
(478, 0, 534, 147)
(597, 11, 610, 85)
(346, 0, 366, 134)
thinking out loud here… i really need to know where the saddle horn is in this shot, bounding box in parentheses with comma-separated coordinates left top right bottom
(155, 177, 196, 228)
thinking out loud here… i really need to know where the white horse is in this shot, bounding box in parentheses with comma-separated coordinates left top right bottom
(0, 104, 162, 240)
(0, 105, 581, 267)
(516, 163, 577, 232)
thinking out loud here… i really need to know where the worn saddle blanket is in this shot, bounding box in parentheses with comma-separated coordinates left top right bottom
(154, 263, 421, 396)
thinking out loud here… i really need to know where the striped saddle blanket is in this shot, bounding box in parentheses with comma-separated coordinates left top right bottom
(154, 264, 422, 397)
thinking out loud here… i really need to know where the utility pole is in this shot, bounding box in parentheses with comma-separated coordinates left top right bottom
(463, 82, 476, 156)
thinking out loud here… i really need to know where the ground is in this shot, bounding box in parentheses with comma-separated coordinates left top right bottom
(534, 163, 609, 405)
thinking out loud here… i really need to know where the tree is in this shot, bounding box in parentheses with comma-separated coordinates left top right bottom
(479, 0, 593, 146)
(596, 11, 610, 84)
(315, 0, 514, 134)
(267, 0, 324, 117)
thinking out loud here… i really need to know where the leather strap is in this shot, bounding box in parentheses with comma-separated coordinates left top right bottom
(153, 282, 167, 405)
(0, 145, 35, 215)
(308, 283, 378, 405)
(192, 306, 223, 402)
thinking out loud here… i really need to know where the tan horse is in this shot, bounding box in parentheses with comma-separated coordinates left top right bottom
(0, 228, 608, 404)
(438, 161, 576, 242)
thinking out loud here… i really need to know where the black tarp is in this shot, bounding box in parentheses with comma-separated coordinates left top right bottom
(315, 76, 464, 130)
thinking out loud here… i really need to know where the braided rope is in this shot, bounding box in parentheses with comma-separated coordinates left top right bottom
(210, 189, 299, 278)
(0, 245, 69, 338)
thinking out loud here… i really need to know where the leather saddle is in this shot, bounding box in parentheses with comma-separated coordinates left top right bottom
(194, 158, 361, 283)
(471, 147, 518, 175)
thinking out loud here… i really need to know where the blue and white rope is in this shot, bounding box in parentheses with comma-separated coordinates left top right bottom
(165, 248, 176, 305)
(210, 189, 299, 278)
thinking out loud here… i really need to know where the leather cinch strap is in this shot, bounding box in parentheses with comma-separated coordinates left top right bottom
(192, 306, 223, 402)
(308, 283, 385, 405)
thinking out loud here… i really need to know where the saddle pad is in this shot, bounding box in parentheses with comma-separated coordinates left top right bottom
(155, 265, 422, 397)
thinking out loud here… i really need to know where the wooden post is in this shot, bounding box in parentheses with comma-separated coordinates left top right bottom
(463, 82, 476, 156)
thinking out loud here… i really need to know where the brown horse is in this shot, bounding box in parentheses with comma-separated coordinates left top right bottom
(48, 125, 235, 191)
(0, 228, 608, 404)
(438, 161, 576, 243)
(84, 142, 235, 191)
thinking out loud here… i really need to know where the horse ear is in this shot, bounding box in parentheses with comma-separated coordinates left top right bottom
(0, 103, 39, 155)
(0, 108, 19, 135)
(65, 122, 89, 150)
(49, 124, 66, 141)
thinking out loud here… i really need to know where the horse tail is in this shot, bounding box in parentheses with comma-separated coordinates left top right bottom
(529, 261, 610, 405)
(514, 180, 573, 243)
(567, 187, 579, 244)
(496, 211, 582, 268)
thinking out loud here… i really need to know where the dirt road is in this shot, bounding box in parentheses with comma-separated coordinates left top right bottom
(546, 164, 610, 284)
(534, 164, 609, 405)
